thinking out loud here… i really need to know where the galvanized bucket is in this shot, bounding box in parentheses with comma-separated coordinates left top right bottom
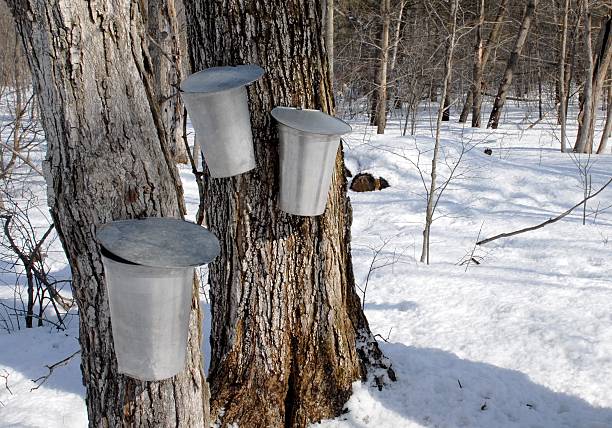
(97, 218, 220, 381)
(180, 65, 264, 178)
(271, 107, 352, 216)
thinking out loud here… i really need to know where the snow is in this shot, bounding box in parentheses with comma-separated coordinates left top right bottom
(1, 102, 612, 427)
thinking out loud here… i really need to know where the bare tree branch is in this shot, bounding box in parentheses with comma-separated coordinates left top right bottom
(477, 177, 612, 245)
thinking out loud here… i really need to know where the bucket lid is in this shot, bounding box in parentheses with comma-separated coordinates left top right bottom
(97, 218, 220, 268)
(180, 65, 264, 94)
(271, 107, 352, 136)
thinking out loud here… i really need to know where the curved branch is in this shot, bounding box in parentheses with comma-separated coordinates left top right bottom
(477, 177, 612, 245)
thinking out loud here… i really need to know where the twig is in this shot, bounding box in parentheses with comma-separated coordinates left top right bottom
(31, 350, 80, 391)
(465, 221, 484, 271)
(0, 302, 66, 330)
(1, 369, 13, 395)
(477, 177, 612, 245)
(182, 110, 207, 226)
(0, 140, 43, 176)
(374, 327, 393, 343)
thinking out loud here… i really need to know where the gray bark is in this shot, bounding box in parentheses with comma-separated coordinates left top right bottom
(487, 0, 537, 129)
(147, 0, 188, 163)
(326, 0, 334, 79)
(376, 0, 391, 134)
(576, 14, 612, 153)
(558, 0, 570, 152)
(597, 80, 612, 153)
(185, 1, 394, 426)
(8, 1, 208, 426)
(459, 0, 509, 125)
(470, 0, 485, 127)
(575, 6, 594, 153)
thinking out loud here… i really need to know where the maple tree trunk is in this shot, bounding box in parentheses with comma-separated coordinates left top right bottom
(185, 1, 393, 426)
(147, 0, 188, 163)
(8, 1, 208, 426)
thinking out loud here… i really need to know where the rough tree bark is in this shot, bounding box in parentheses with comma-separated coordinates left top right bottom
(8, 1, 208, 426)
(185, 1, 394, 427)
(488, 0, 538, 129)
(575, 14, 612, 153)
(147, 0, 188, 163)
(325, 0, 334, 79)
(376, 0, 391, 134)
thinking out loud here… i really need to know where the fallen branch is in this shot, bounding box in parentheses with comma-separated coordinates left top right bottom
(31, 350, 80, 391)
(477, 177, 612, 245)
(1, 369, 12, 395)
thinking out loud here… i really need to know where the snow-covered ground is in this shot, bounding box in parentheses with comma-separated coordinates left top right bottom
(1, 102, 611, 428)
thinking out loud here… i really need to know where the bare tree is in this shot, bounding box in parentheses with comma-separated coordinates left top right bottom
(421, 0, 459, 264)
(597, 71, 612, 153)
(575, 14, 612, 153)
(325, 0, 335, 78)
(488, 0, 538, 129)
(376, 0, 391, 134)
(469, 0, 486, 126)
(458, 0, 509, 126)
(558, 0, 571, 152)
(575, 5, 595, 153)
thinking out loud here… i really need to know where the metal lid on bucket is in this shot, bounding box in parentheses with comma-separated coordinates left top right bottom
(180, 65, 264, 94)
(271, 107, 352, 136)
(97, 218, 220, 268)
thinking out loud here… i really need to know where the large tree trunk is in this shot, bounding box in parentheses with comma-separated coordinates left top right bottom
(185, 1, 393, 427)
(376, 0, 391, 134)
(487, 0, 537, 129)
(147, 0, 188, 164)
(325, 0, 334, 79)
(9, 1, 208, 426)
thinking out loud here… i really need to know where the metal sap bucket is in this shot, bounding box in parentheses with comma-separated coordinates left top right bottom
(180, 65, 264, 178)
(97, 218, 220, 381)
(271, 107, 352, 216)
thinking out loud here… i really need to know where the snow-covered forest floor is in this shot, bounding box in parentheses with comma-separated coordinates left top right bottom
(1, 101, 611, 427)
